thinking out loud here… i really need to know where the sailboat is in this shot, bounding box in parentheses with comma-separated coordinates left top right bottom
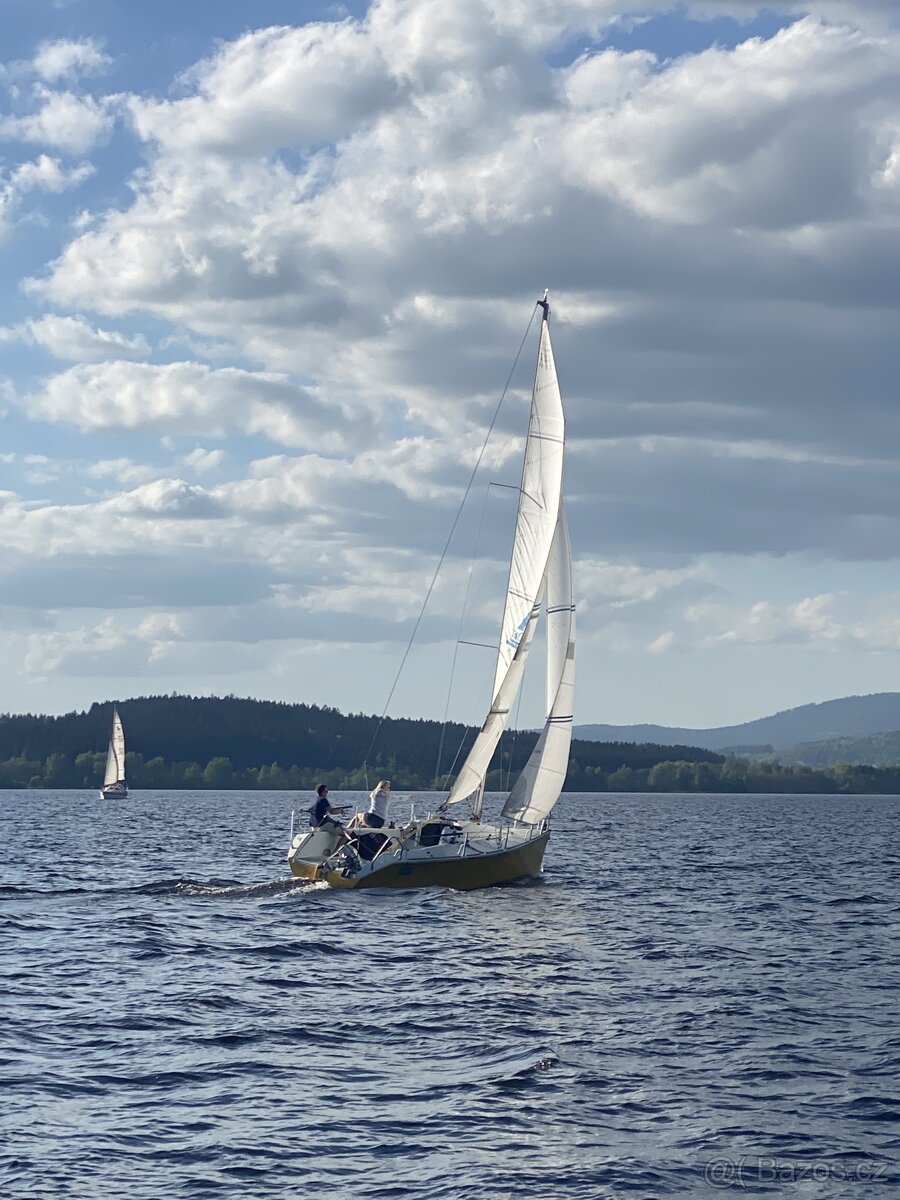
(287, 292, 574, 889)
(100, 706, 127, 799)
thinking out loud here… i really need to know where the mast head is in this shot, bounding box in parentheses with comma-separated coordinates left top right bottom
(537, 289, 550, 322)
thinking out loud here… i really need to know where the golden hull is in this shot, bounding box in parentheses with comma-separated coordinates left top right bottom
(325, 830, 549, 891)
(288, 859, 325, 881)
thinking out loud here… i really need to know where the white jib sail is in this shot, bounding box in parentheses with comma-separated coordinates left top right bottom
(502, 508, 575, 824)
(446, 599, 540, 807)
(104, 708, 125, 786)
(446, 305, 565, 808)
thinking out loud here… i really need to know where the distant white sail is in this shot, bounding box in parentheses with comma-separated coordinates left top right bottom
(446, 301, 565, 809)
(103, 708, 125, 787)
(502, 509, 575, 824)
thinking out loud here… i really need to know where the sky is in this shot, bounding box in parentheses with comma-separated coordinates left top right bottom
(2, 0, 900, 732)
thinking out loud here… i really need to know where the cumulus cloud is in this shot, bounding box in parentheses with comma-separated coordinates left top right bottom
(19, 314, 149, 361)
(0, 88, 115, 154)
(106, 478, 223, 518)
(10, 154, 94, 193)
(0, 154, 93, 236)
(680, 590, 900, 652)
(182, 447, 227, 474)
(689, 593, 845, 647)
(24, 617, 126, 681)
(24, 360, 345, 448)
(32, 38, 112, 83)
(577, 561, 713, 608)
(16, 607, 313, 684)
(562, 22, 900, 228)
(86, 458, 161, 487)
(647, 631, 676, 654)
(129, 21, 400, 156)
(18, 612, 269, 682)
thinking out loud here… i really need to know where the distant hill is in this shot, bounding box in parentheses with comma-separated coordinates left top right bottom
(574, 693, 900, 752)
(774, 731, 900, 769)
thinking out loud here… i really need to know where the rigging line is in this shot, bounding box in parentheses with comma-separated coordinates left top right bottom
(441, 662, 499, 793)
(434, 478, 493, 787)
(442, 610, 504, 793)
(442, 722, 472, 794)
(364, 302, 540, 773)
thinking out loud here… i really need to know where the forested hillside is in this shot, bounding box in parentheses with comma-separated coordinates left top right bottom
(0, 695, 472, 777)
(0, 694, 722, 790)
(774, 731, 900, 768)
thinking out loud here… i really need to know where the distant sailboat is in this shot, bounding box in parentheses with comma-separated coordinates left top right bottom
(287, 292, 574, 889)
(100, 706, 127, 800)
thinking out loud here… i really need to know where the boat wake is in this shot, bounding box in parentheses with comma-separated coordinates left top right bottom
(395, 1046, 559, 1096)
(168, 877, 324, 898)
(0, 877, 325, 899)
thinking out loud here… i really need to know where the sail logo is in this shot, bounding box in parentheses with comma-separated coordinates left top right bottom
(506, 613, 530, 650)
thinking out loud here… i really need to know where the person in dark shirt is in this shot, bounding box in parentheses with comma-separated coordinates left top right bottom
(308, 784, 351, 846)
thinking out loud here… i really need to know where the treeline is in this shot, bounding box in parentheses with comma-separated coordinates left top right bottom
(0, 743, 724, 791)
(2, 748, 900, 794)
(585, 757, 900, 794)
(0, 695, 722, 791)
(0, 751, 367, 791)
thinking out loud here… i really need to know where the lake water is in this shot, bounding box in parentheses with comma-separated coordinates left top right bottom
(2, 789, 899, 1199)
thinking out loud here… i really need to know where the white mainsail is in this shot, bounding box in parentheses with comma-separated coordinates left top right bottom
(492, 310, 565, 700)
(103, 708, 125, 787)
(502, 509, 575, 823)
(446, 297, 565, 809)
